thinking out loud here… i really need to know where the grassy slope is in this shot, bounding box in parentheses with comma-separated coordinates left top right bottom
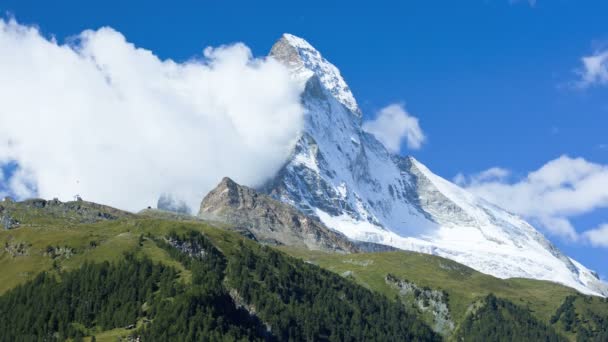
(280, 248, 605, 340)
(0, 200, 249, 294)
(1, 200, 606, 341)
(0, 202, 252, 340)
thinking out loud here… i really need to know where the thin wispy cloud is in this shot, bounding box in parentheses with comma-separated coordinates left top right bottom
(458, 156, 608, 244)
(584, 224, 608, 248)
(362, 103, 426, 153)
(454, 167, 510, 186)
(576, 50, 608, 88)
(0, 18, 305, 211)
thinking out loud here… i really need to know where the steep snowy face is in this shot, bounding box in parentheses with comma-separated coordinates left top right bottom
(264, 34, 607, 297)
(270, 34, 361, 117)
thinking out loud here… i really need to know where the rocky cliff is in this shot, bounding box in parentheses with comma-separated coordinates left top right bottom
(198, 177, 358, 253)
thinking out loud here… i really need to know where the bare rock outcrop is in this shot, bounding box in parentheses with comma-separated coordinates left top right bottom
(198, 177, 358, 253)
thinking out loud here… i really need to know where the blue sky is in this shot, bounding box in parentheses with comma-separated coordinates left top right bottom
(1, 0, 607, 277)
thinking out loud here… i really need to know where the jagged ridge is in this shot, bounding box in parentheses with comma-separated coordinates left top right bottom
(263, 34, 607, 297)
(198, 177, 358, 253)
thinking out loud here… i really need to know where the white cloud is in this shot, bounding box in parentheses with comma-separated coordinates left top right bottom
(536, 216, 579, 241)
(460, 156, 608, 241)
(577, 50, 608, 87)
(455, 167, 510, 186)
(584, 224, 608, 248)
(7, 167, 37, 200)
(453, 173, 467, 187)
(0, 18, 305, 212)
(362, 103, 425, 153)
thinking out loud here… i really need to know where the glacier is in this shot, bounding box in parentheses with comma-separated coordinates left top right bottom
(261, 33, 608, 297)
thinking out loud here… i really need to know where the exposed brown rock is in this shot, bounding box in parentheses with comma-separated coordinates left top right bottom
(198, 177, 358, 253)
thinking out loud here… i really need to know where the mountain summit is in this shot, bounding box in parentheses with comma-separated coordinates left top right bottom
(263, 34, 607, 297)
(270, 33, 361, 117)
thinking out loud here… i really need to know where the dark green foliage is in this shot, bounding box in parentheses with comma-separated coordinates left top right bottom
(0, 229, 438, 341)
(0, 254, 178, 341)
(142, 230, 268, 341)
(227, 240, 440, 342)
(551, 295, 577, 330)
(576, 314, 608, 342)
(157, 230, 227, 286)
(456, 294, 567, 342)
(551, 295, 608, 342)
(575, 310, 608, 342)
(152, 231, 439, 341)
(141, 287, 267, 341)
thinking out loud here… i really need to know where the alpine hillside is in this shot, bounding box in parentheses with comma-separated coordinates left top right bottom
(261, 34, 607, 297)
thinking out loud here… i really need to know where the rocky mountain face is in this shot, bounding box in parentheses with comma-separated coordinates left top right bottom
(198, 177, 358, 253)
(260, 34, 607, 297)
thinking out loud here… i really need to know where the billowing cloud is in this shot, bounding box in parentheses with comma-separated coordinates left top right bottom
(577, 50, 608, 87)
(0, 18, 305, 212)
(362, 103, 426, 153)
(459, 156, 608, 242)
(584, 224, 608, 248)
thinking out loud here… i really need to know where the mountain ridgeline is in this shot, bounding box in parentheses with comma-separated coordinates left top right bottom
(260, 34, 607, 297)
(198, 177, 358, 253)
(1, 197, 608, 341)
(198, 177, 396, 254)
(0, 203, 439, 341)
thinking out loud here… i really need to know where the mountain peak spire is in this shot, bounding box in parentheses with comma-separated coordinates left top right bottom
(263, 35, 606, 297)
(280, 33, 319, 52)
(269, 33, 361, 117)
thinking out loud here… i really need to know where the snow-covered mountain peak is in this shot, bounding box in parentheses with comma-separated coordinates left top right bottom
(262, 35, 607, 297)
(270, 34, 361, 117)
(280, 33, 318, 54)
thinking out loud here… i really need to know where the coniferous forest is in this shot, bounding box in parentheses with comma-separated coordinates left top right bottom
(0, 230, 440, 341)
(1, 227, 607, 341)
(455, 294, 566, 342)
(550, 295, 608, 342)
(0, 255, 179, 340)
